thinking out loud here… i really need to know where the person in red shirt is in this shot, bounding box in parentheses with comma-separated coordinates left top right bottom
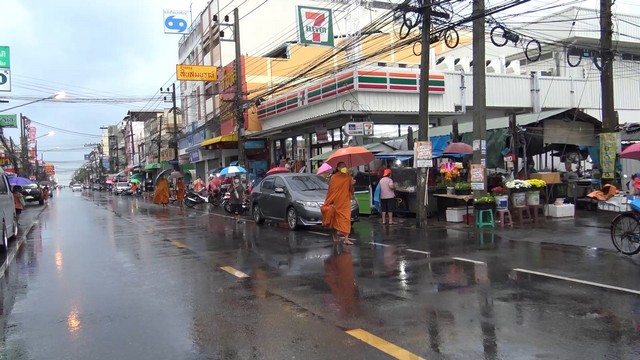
(192, 176, 205, 194)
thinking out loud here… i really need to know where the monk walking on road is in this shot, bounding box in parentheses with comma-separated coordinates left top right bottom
(154, 176, 170, 207)
(321, 161, 355, 245)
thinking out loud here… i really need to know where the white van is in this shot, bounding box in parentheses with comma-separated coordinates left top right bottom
(0, 169, 18, 251)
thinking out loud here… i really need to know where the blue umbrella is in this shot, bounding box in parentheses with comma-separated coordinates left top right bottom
(219, 166, 247, 177)
(9, 176, 33, 186)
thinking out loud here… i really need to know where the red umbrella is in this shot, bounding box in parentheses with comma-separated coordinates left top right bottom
(442, 142, 473, 155)
(620, 143, 640, 160)
(266, 167, 290, 175)
(326, 146, 375, 168)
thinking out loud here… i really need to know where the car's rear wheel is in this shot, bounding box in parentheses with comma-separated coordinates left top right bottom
(2, 222, 8, 252)
(12, 215, 18, 239)
(253, 204, 265, 225)
(287, 207, 299, 231)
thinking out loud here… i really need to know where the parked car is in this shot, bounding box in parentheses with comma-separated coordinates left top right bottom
(71, 184, 83, 192)
(113, 182, 130, 195)
(91, 183, 103, 191)
(20, 183, 44, 205)
(250, 173, 359, 230)
(0, 169, 18, 251)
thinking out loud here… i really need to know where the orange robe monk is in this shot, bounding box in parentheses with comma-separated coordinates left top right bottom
(321, 170, 354, 243)
(154, 177, 170, 206)
(176, 179, 186, 205)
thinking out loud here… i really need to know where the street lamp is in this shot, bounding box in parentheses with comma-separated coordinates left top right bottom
(0, 91, 65, 112)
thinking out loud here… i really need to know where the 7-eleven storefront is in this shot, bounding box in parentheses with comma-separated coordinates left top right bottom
(249, 66, 449, 170)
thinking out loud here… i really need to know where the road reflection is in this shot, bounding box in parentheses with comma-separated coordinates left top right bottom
(324, 246, 359, 317)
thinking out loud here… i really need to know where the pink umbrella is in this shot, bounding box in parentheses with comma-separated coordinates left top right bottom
(316, 163, 332, 175)
(620, 143, 640, 160)
(442, 142, 473, 155)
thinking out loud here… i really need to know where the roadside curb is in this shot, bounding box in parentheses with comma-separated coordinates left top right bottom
(0, 206, 47, 280)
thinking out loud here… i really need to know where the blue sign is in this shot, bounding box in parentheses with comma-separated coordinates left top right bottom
(163, 10, 190, 34)
(189, 150, 200, 162)
(84, 154, 90, 161)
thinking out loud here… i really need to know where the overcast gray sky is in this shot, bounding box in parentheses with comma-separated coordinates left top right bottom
(0, 0, 636, 184)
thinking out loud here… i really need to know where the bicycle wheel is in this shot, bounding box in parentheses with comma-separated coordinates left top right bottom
(610, 213, 640, 255)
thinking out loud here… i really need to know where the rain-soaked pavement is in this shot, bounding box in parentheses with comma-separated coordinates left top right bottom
(1, 188, 640, 359)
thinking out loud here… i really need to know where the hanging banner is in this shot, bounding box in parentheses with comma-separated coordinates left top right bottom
(28, 127, 36, 143)
(297, 6, 334, 47)
(600, 133, 619, 179)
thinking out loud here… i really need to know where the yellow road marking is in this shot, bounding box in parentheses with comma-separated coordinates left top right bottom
(171, 241, 187, 249)
(346, 329, 425, 360)
(219, 266, 250, 279)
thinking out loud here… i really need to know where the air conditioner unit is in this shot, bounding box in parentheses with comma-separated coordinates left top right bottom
(486, 59, 501, 74)
(505, 60, 521, 75)
(454, 57, 470, 73)
(435, 55, 455, 71)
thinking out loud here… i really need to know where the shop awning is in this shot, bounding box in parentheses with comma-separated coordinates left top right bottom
(180, 163, 195, 171)
(201, 133, 238, 147)
(144, 161, 172, 170)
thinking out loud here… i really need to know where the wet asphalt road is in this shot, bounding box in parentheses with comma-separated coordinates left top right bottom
(0, 189, 639, 359)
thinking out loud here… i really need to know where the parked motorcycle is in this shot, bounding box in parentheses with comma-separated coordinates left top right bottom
(184, 190, 213, 208)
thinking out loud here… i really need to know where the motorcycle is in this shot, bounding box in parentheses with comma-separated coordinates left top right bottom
(184, 190, 213, 208)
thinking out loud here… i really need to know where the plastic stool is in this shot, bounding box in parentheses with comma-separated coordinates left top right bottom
(496, 209, 513, 228)
(512, 206, 533, 225)
(529, 205, 546, 223)
(475, 209, 495, 228)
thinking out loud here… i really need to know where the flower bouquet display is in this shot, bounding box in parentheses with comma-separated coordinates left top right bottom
(505, 179, 531, 207)
(524, 179, 546, 205)
(474, 195, 496, 210)
(491, 186, 510, 209)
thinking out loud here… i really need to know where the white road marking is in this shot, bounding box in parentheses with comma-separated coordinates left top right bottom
(453, 257, 486, 265)
(406, 249, 431, 256)
(309, 231, 330, 237)
(369, 242, 390, 247)
(513, 268, 640, 296)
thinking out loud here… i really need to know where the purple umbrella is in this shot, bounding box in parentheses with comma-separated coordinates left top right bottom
(9, 176, 33, 186)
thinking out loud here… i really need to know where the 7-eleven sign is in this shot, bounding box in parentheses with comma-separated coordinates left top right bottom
(297, 6, 334, 47)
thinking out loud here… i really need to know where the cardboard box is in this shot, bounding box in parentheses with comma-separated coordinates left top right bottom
(544, 204, 575, 217)
(446, 207, 472, 222)
(530, 172, 561, 184)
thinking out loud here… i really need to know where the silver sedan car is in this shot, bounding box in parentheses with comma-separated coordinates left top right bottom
(251, 173, 359, 230)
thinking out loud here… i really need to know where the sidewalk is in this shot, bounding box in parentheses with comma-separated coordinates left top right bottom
(0, 204, 46, 278)
(370, 207, 619, 251)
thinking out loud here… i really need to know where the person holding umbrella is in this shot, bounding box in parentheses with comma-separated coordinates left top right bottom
(321, 161, 355, 245)
(153, 176, 170, 207)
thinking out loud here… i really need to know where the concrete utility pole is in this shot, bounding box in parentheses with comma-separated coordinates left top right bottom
(20, 113, 30, 178)
(171, 83, 179, 170)
(600, 0, 616, 132)
(472, 0, 487, 195)
(234, 7, 246, 168)
(416, 0, 432, 229)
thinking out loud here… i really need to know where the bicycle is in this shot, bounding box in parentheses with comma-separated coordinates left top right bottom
(610, 200, 640, 255)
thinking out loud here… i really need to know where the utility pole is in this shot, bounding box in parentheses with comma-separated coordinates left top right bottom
(162, 85, 180, 170)
(416, 0, 431, 229)
(233, 7, 246, 168)
(157, 115, 163, 163)
(600, 0, 616, 132)
(20, 113, 30, 178)
(472, 0, 487, 195)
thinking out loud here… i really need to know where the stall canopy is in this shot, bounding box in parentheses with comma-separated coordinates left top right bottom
(309, 143, 392, 161)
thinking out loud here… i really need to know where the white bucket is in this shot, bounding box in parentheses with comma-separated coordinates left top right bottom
(526, 191, 540, 206)
(495, 195, 509, 209)
(511, 192, 526, 207)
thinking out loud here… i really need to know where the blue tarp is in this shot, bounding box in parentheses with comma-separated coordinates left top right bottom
(430, 135, 451, 158)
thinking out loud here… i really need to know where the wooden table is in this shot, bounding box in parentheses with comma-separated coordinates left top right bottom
(434, 194, 474, 224)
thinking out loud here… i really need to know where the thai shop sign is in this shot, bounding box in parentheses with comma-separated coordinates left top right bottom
(600, 132, 620, 179)
(0, 114, 17, 128)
